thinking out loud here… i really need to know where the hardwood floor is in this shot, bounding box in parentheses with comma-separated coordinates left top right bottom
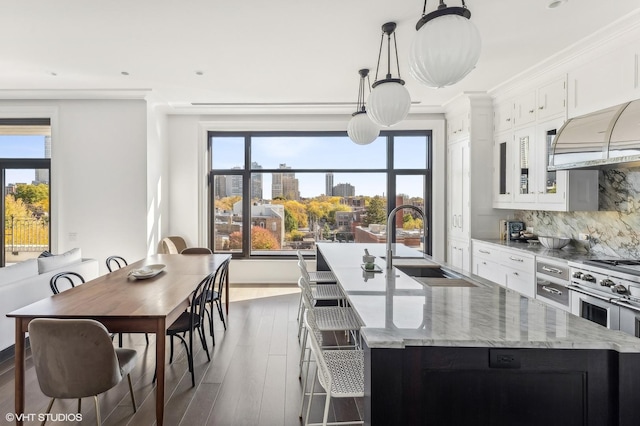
(0, 285, 363, 426)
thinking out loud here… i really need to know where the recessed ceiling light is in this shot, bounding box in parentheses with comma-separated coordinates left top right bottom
(121, 71, 130, 76)
(547, 0, 567, 9)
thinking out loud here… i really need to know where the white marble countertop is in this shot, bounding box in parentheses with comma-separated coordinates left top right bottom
(316, 243, 640, 352)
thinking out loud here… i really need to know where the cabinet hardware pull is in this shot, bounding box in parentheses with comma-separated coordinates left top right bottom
(542, 266, 563, 275)
(529, 109, 534, 113)
(509, 256, 524, 262)
(542, 286, 562, 295)
(538, 106, 544, 110)
(479, 249, 490, 254)
(506, 118, 511, 122)
(482, 261, 487, 265)
(513, 272, 519, 276)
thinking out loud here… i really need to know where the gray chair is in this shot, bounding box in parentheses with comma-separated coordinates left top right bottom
(181, 247, 213, 254)
(28, 318, 137, 426)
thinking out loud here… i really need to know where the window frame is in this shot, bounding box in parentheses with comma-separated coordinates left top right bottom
(208, 130, 432, 259)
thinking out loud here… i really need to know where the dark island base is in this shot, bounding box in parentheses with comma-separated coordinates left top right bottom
(365, 344, 640, 426)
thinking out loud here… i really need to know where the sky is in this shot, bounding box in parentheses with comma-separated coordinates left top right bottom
(211, 135, 428, 198)
(0, 135, 48, 183)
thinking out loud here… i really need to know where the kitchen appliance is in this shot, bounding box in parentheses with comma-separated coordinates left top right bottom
(536, 257, 570, 312)
(569, 259, 640, 337)
(506, 221, 525, 241)
(549, 99, 640, 170)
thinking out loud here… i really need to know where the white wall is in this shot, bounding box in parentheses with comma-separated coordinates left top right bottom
(166, 113, 446, 284)
(0, 99, 150, 274)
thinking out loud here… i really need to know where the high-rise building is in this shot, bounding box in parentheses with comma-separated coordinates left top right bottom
(214, 175, 227, 198)
(325, 172, 334, 196)
(333, 182, 355, 197)
(251, 162, 263, 200)
(227, 167, 243, 196)
(272, 163, 299, 200)
(35, 136, 51, 184)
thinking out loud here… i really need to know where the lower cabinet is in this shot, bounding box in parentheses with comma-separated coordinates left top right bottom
(472, 240, 535, 297)
(448, 238, 470, 272)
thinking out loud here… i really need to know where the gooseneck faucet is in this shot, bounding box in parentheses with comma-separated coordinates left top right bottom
(386, 204, 427, 271)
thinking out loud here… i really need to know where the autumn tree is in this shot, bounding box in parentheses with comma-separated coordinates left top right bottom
(227, 226, 281, 250)
(215, 196, 241, 212)
(362, 196, 386, 225)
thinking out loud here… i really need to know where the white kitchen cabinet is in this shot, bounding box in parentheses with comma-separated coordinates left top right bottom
(446, 94, 504, 273)
(493, 131, 514, 207)
(513, 91, 537, 127)
(447, 111, 469, 143)
(568, 45, 638, 118)
(472, 240, 535, 298)
(494, 100, 514, 133)
(493, 113, 598, 211)
(448, 237, 469, 271)
(537, 77, 566, 121)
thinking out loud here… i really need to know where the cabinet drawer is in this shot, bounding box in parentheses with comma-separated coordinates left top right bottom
(501, 249, 535, 273)
(473, 242, 501, 261)
(505, 269, 535, 298)
(474, 258, 505, 286)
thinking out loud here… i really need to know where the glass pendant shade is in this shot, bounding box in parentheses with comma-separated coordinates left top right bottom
(409, 13, 481, 88)
(367, 81, 411, 127)
(348, 112, 380, 145)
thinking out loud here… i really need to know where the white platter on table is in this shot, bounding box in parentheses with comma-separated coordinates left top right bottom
(128, 264, 166, 280)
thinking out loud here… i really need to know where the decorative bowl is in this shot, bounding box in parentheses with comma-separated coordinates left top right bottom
(538, 236, 570, 249)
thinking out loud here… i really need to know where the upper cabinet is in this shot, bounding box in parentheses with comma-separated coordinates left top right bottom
(494, 101, 514, 133)
(447, 111, 469, 143)
(568, 45, 640, 118)
(492, 76, 598, 211)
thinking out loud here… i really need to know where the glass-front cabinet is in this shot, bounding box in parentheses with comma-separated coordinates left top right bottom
(493, 132, 513, 206)
(513, 127, 536, 203)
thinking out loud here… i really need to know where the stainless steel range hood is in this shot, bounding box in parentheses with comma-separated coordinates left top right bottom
(549, 100, 640, 170)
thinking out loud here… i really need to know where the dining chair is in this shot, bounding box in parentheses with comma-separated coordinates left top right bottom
(154, 273, 214, 387)
(158, 236, 188, 254)
(28, 318, 137, 426)
(106, 255, 128, 272)
(201, 258, 230, 342)
(50, 271, 85, 294)
(181, 247, 213, 254)
(105, 255, 149, 346)
(302, 310, 364, 426)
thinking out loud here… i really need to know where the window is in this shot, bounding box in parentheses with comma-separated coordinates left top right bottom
(209, 131, 431, 258)
(0, 119, 52, 266)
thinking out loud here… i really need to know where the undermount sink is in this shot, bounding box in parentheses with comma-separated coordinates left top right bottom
(395, 265, 477, 288)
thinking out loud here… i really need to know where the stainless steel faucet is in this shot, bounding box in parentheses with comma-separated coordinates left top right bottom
(386, 204, 426, 271)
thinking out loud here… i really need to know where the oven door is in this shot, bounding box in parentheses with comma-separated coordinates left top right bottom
(569, 285, 620, 330)
(618, 301, 640, 338)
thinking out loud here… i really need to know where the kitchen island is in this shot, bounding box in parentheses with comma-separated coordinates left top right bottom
(316, 243, 640, 426)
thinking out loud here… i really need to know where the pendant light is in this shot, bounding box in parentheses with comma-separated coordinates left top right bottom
(367, 22, 411, 127)
(408, 0, 481, 88)
(348, 69, 380, 145)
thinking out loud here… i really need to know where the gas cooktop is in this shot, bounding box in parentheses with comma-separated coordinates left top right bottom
(582, 259, 640, 276)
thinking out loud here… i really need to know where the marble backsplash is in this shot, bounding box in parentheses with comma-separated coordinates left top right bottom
(516, 168, 640, 258)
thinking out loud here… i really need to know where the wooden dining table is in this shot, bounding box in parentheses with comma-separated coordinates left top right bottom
(6, 253, 231, 426)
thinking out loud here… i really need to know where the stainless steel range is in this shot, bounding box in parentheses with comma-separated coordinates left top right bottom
(569, 259, 640, 337)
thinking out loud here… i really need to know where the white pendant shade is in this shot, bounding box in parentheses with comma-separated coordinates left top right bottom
(367, 81, 411, 127)
(409, 14, 481, 88)
(348, 112, 380, 145)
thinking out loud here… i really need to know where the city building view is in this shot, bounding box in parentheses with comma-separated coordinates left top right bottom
(210, 133, 428, 255)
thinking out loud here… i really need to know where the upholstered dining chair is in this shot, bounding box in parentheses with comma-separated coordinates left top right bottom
(158, 236, 188, 254)
(28, 318, 137, 426)
(50, 271, 85, 294)
(106, 255, 128, 272)
(105, 255, 149, 346)
(181, 247, 213, 254)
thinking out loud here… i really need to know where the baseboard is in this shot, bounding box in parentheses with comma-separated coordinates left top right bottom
(0, 337, 30, 364)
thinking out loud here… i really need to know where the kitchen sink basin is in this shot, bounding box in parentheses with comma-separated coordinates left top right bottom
(396, 265, 478, 288)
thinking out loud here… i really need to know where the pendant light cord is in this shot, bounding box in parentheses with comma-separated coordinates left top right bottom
(374, 33, 384, 82)
(393, 32, 401, 80)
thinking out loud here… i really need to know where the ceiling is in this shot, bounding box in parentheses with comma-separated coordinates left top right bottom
(1, 0, 639, 115)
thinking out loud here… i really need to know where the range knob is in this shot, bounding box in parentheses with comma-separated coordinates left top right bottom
(572, 271, 584, 279)
(600, 278, 615, 287)
(612, 284, 628, 294)
(582, 274, 596, 283)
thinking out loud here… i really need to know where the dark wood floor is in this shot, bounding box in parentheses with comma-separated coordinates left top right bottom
(0, 286, 362, 426)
